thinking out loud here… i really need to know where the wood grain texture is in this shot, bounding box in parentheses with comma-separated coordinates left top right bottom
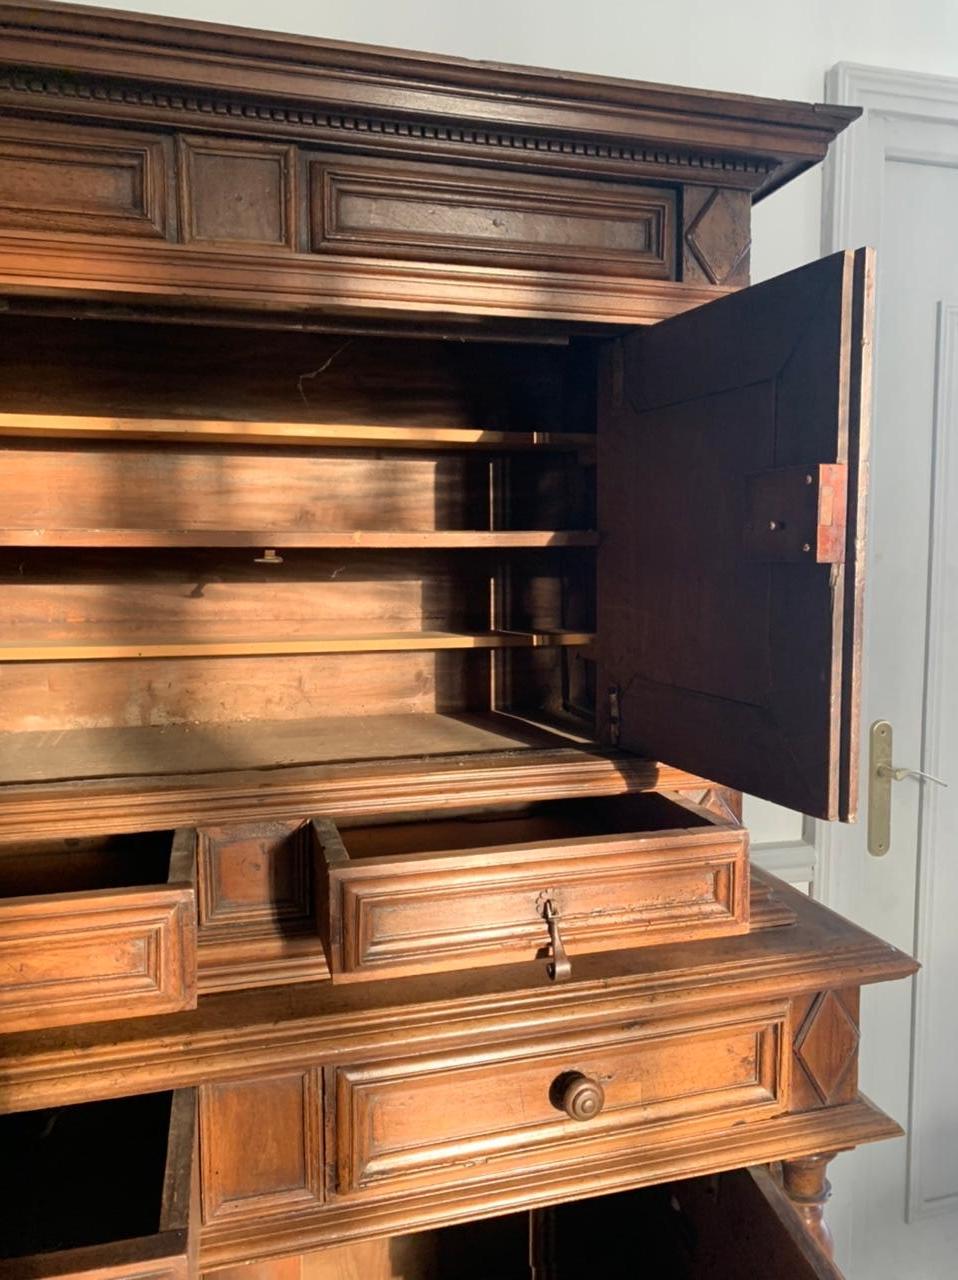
(310, 153, 675, 277)
(0, 736, 701, 841)
(200, 1071, 322, 1224)
(0, 630, 592, 663)
(0, 528, 598, 549)
(202, 1102, 896, 1269)
(0, 413, 596, 452)
(0, 230, 728, 325)
(0, 649, 493, 734)
(326, 1001, 787, 1198)
(314, 792, 749, 982)
(196, 819, 329, 994)
(0, 0, 859, 205)
(0, 826, 197, 1033)
(597, 248, 873, 820)
(0, 313, 594, 429)
(682, 186, 751, 287)
(179, 136, 296, 248)
(0, 875, 914, 1115)
(0, 116, 171, 240)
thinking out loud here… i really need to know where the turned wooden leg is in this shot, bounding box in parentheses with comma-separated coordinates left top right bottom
(781, 1152, 838, 1259)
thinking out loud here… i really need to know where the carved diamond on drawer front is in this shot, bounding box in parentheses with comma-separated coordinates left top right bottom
(685, 188, 750, 285)
(794, 990, 860, 1105)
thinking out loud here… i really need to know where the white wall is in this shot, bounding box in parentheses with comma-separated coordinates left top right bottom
(74, 0, 958, 845)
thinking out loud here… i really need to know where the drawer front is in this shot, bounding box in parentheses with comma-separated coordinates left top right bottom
(0, 831, 196, 1032)
(309, 153, 676, 278)
(318, 824, 749, 982)
(327, 1002, 787, 1198)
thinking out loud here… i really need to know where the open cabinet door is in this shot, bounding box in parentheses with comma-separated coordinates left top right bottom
(597, 248, 872, 820)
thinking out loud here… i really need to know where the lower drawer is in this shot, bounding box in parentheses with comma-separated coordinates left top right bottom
(0, 828, 197, 1032)
(0, 1088, 197, 1280)
(325, 1001, 787, 1199)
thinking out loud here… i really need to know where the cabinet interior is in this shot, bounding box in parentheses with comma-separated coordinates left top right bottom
(0, 830, 175, 897)
(0, 311, 603, 787)
(0, 1092, 174, 1258)
(335, 793, 715, 860)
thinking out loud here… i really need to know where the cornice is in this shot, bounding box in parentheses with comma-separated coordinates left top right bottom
(0, 1, 860, 198)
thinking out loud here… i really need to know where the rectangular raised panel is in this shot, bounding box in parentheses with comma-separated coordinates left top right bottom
(310, 155, 675, 277)
(200, 1071, 323, 1224)
(0, 119, 169, 238)
(327, 1003, 787, 1196)
(315, 794, 749, 982)
(180, 136, 295, 247)
(197, 821, 314, 936)
(196, 820, 328, 995)
(0, 829, 196, 1033)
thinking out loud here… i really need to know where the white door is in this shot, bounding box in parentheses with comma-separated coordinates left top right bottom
(818, 66, 958, 1279)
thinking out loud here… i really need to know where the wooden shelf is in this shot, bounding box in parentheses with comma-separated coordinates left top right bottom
(0, 529, 598, 549)
(0, 630, 594, 663)
(0, 712, 586, 786)
(0, 413, 595, 452)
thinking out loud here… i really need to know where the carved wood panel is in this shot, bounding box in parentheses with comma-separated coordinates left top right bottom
(179, 136, 296, 248)
(788, 989, 861, 1111)
(0, 118, 171, 239)
(682, 185, 751, 286)
(200, 1070, 323, 1224)
(197, 820, 315, 938)
(309, 153, 676, 277)
(196, 819, 329, 994)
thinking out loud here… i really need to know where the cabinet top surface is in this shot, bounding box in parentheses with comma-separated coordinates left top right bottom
(0, 0, 859, 200)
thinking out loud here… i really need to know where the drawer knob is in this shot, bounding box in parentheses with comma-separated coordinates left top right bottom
(557, 1072, 605, 1122)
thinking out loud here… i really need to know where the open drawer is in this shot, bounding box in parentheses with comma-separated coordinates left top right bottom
(0, 1089, 197, 1280)
(0, 828, 197, 1032)
(313, 791, 748, 983)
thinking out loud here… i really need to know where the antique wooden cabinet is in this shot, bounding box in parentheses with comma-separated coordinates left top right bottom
(0, 4, 916, 1278)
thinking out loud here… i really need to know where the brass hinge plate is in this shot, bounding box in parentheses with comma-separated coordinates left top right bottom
(744, 463, 847, 564)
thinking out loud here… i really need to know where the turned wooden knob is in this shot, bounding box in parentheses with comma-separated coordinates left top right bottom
(557, 1072, 605, 1121)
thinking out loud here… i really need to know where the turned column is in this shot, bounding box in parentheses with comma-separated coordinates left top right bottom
(781, 1152, 838, 1259)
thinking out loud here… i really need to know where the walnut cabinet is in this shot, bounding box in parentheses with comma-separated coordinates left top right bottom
(0, 4, 915, 1279)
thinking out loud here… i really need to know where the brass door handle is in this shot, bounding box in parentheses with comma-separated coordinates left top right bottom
(868, 720, 948, 856)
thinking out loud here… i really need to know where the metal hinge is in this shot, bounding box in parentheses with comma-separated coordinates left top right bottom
(744, 463, 847, 564)
(608, 685, 620, 747)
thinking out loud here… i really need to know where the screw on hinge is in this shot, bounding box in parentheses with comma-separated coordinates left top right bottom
(254, 548, 284, 564)
(609, 685, 621, 747)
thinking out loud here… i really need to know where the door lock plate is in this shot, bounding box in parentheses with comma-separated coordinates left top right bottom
(868, 720, 893, 856)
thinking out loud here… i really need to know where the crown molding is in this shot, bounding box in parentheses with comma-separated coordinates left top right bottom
(0, 0, 859, 198)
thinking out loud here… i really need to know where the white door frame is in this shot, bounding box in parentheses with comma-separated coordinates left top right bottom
(819, 61, 958, 1226)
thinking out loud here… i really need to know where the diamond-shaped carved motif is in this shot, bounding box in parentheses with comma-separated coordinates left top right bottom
(794, 990, 860, 1105)
(685, 188, 751, 285)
